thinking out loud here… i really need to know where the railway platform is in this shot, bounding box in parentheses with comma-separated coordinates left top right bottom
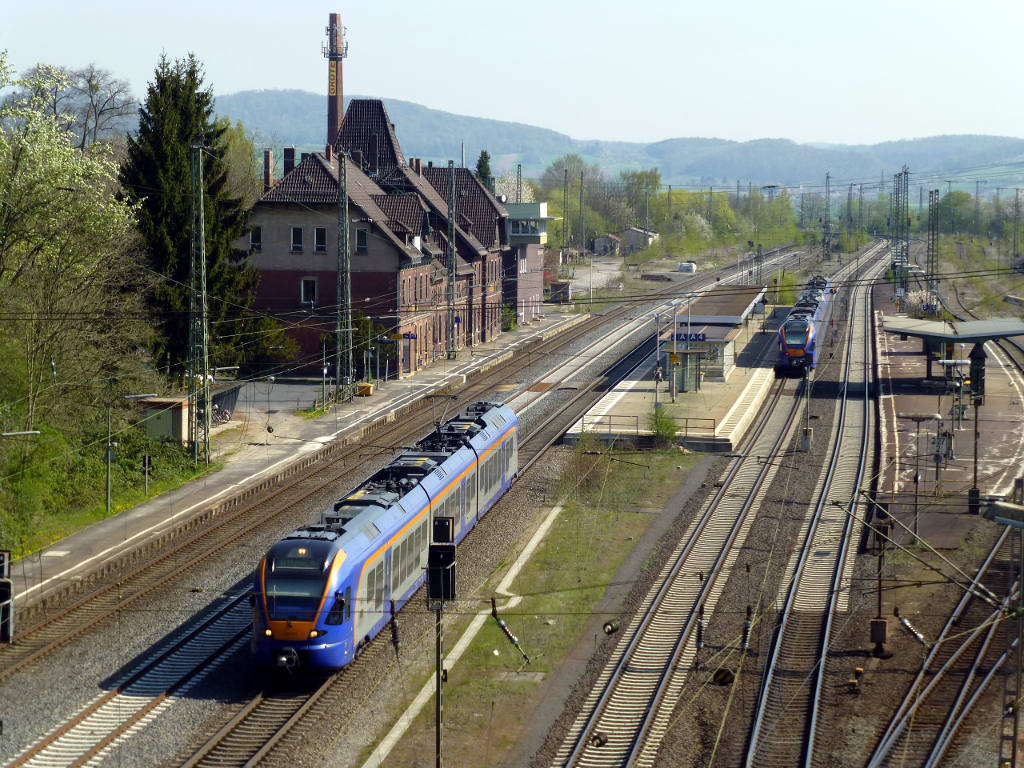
(8, 310, 587, 612)
(874, 285, 1024, 549)
(563, 305, 784, 452)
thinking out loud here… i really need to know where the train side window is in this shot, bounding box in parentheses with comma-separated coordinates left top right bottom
(365, 568, 375, 616)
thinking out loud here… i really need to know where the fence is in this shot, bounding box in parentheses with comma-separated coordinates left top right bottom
(579, 412, 716, 439)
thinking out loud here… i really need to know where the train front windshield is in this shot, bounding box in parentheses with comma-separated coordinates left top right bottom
(783, 323, 809, 346)
(264, 540, 333, 621)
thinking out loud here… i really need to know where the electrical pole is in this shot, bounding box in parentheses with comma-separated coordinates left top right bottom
(823, 172, 832, 262)
(975, 180, 985, 238)
(858, 184, 864, 232)
(1015, 189, 1021, 262)
(188, 143, 210, 467)
(927, 188, 939, 311)
(562, 168, 569, 251)
(645, 187, 650, 235)
(447, 160, 457, 359)
(337, 151, 352, 400)
(578, 170, 584, 257)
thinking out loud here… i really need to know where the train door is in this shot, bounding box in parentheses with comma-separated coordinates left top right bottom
(459, 478, 466, 529)
(383, 550, 393, 609)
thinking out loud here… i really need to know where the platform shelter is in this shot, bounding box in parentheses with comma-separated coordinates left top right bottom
(881, 316, 1024, 378)
(661, 285, 767, 388)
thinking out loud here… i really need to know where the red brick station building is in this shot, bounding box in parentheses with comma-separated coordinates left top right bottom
(238, 24, 544, 378)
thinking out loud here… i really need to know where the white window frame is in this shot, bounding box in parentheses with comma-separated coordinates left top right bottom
(314, 226, 327, 253)
(301, 276, 317, 305)
(355, 228, 368, 254)
(290, 227, 303, 252)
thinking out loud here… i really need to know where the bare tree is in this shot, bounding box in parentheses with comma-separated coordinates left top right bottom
(71, 63, 135, 150)
(11, 62, 135, 150)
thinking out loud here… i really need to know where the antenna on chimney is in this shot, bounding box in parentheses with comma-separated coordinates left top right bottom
(323, 13, 349, 148)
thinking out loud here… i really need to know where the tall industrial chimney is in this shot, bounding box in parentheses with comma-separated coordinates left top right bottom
(324, 13, 348, 147)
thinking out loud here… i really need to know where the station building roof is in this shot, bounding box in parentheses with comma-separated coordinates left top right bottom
(881, 316, 1024, 344)
(685, 285, 767, 326)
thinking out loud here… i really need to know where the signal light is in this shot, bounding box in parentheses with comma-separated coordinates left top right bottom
(264, 628, 272, 637)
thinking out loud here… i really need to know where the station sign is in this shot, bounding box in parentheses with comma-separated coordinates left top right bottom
(674, 332, 707, 342)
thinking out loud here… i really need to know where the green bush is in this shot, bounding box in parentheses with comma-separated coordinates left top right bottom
(647, 406, 678, 448)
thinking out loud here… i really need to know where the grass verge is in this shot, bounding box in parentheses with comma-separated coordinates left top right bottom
(373, 440, 703, 767)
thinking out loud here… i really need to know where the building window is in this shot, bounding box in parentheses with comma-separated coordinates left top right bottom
(249, 226, 262, 252)
(520, 256, 527, 274)
(291, 227, 303, 252)
(314, 227, 327, 253)
(301, 277, 317, 305)
(356, 229, 368, 254)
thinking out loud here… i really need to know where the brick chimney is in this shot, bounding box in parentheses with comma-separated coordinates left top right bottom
(263, 149, 274, 191)
(283, 147, 295, 176)
(326, 12, 345, 147)
(325, 144, 333, 163)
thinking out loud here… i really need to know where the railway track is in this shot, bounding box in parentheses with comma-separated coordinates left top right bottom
(171, 335, 661, 768)
(1, 266, 715, 687)
(2, 332, 656, 767)
(743, 256, 884, 766)
(1, 249, 808, 764)
(550, 246, 885, 768)
(551, 382, 801, 766)
(7, 596, 251, 768)
(865, 529, 1015, 767)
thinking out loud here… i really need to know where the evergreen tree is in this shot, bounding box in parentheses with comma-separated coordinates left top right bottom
(475, 149, 492, 187)
(121, 54, 256, 382)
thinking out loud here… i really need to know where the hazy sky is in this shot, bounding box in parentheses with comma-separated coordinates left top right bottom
(5, 0, 1021, 145)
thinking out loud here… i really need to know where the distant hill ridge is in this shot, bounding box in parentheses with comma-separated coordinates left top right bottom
(215, 89, 1024, 187)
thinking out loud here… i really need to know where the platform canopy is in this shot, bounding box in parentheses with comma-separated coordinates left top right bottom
(686, 285, 767, 326)
(881, 316, 1024, 344)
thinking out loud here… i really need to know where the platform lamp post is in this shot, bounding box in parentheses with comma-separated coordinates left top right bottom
(669, 299, 683, 402)
(648, 312, 671, 407)
(897, 412, 941, 539)
(108, 394, 157, 517)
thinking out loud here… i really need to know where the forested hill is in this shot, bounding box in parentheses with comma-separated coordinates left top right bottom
(215, 89, 1024, 186)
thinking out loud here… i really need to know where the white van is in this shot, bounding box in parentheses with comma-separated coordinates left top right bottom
(677, 261, 697, 273)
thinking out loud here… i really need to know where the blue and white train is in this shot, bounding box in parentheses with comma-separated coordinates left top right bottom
(777, 275, 833, 371)
(251, 401, 518, 670)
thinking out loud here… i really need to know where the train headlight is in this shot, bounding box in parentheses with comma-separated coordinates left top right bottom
(264, 629, 273, 637)
(309, 630, 322, 639)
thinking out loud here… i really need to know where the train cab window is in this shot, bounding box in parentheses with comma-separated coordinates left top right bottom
(326, 594, 345, 625)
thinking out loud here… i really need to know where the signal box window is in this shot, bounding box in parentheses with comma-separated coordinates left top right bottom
(356, 229, 368, 254)
(301, 277, 317, 305)
(290, 227, 303, 252)
(314, 227, 327, 253)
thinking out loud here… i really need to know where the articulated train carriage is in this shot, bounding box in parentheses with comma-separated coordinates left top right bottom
(251, 401, 518, 670)
(776, 275, 834, 372)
